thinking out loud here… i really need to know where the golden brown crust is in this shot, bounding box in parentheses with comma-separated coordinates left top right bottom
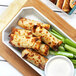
(32, 25, 62, 51)
(22, 49, 48, 70)
(18, 18, 50, 30)
(38, 44, 49, 56)
(62, 0, 70, 12)
(9, 34, 41, 50)
(10, 28, 33, 37)
(56, 0, 64, 9)
(70, 0, 76, 8)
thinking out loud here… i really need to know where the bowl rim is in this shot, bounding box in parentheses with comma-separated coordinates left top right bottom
(44, 55, 74, 76)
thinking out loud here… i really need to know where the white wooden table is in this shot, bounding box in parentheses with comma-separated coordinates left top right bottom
(0, 0, 76, 76)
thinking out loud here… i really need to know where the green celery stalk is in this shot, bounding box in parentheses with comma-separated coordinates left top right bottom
(74, 64, 76, 68)
(49, 31, 65, 43)
(64, 44, 76, 55)
(49, 51, 55, 55)
(58, 46, 65, 51)
(50, 51, 76, 59)
(64, 38, 76, 48)
(71, 59, 76, 65)
(70, 59, 76, 68)
(60, 43, 65, 46)
(51, 29, 61, 36)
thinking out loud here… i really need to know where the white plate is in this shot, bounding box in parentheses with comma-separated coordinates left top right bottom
(2, 7, 76, 76)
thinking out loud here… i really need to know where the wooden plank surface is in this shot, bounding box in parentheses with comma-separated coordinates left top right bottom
(0, 33, 40, 76)
(0, 0, 28, 32)
(0, 0, 76, 76)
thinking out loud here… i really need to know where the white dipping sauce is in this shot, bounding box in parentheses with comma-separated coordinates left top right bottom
(45, 56, 74, 76)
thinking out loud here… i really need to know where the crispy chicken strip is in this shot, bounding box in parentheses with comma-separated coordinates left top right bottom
(38, 44, 49, 56)
(9, 34, 41, 50)
(18, 18, 50, 30)
(10, 28, 49, 56)
(62, 0, 70, 12)
(70, 0, 76, 8)
(10, 28, 33, 37)
(22, 49, 48, 70)
(32, 25, 62, 51)
(56, 0, 64, 9)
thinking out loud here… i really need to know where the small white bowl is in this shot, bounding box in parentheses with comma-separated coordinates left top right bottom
(45, 55, 74, 76)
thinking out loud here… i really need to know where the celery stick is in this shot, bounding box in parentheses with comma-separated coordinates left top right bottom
(51, 29, 61, 36)
(58, 46, 65, 51)
(50, 51, 76, 58)
(71, 59, 76, 65)
(49, 31, 64, 42)
(49, 51, 55, 55)
(55, 51, 74, 58)
(64, 44, 76, 55)
(60, 43, 64, 46)
(64, 38, 76, 48)
(71, 59, 76, 68)
(74, 64, 76, 68)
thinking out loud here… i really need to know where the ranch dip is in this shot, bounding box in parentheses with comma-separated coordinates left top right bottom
(45, 56, 74, 76)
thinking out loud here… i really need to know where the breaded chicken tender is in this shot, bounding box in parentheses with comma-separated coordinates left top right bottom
(9, 34, 41, 50)
(18, 18, 50, 30)
(32, 25, 62, 51)
(22, 49, 48, 70)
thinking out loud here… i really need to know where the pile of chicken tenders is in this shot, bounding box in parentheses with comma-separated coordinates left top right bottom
(9, 18, 62, 70)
